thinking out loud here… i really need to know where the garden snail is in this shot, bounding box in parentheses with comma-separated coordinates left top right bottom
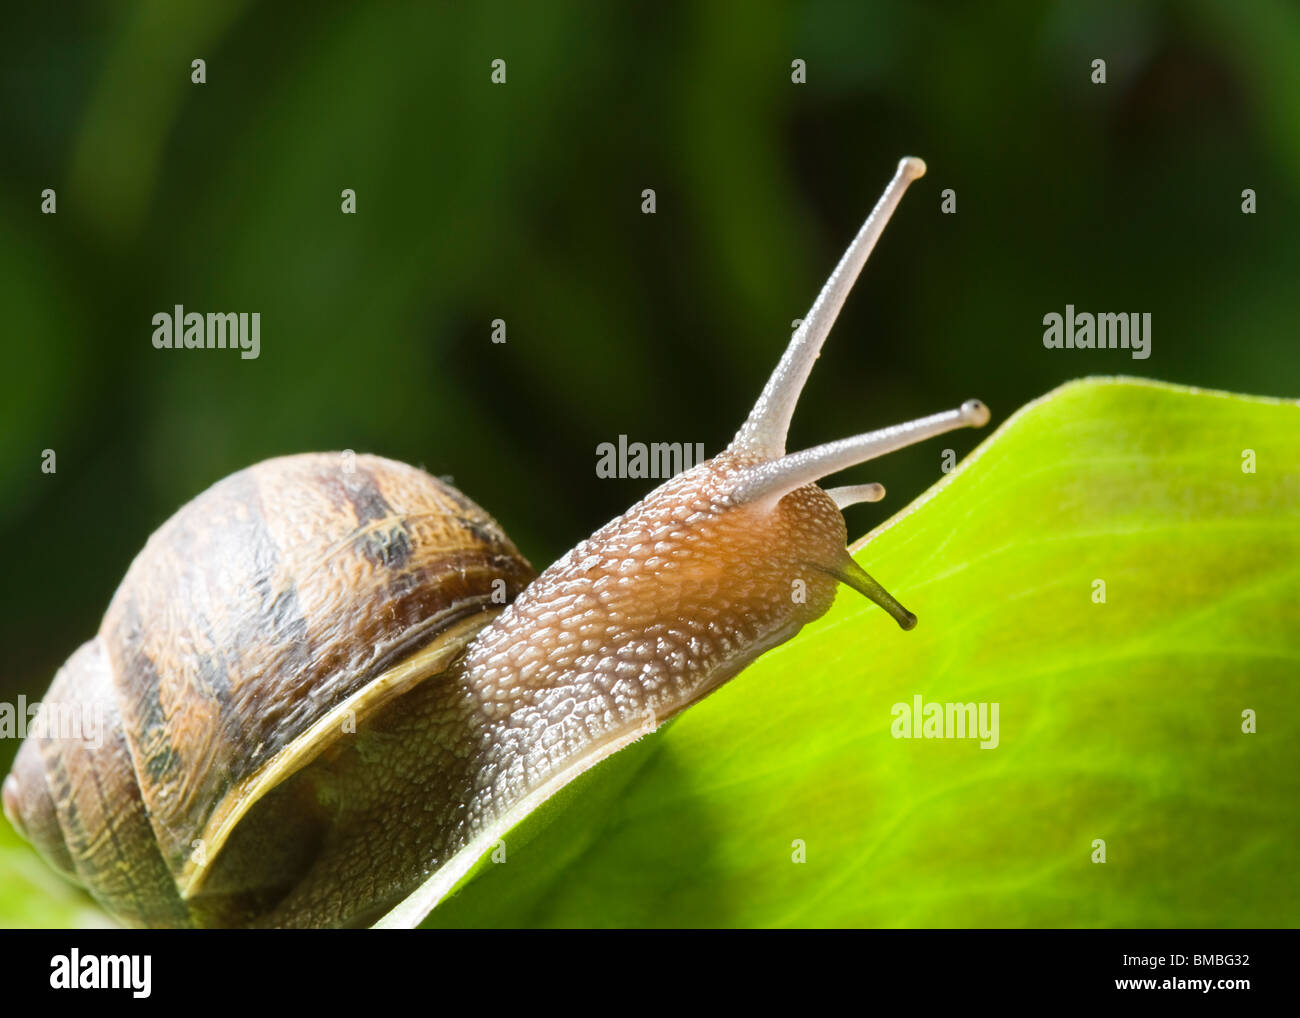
(3, 156, 989, 928)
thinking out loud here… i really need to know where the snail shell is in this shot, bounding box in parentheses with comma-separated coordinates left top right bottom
(3, 453, 534, 927)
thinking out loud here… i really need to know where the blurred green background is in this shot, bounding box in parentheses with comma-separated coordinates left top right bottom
(1, 0, 1298, 916)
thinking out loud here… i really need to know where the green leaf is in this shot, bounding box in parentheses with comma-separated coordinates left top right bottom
(424, 377, 1300, 927)
(3, 377, 1295, 928)
(0, 812, 116, 929)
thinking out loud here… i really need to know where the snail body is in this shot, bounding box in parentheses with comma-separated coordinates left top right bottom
(3, 157, 989, 928)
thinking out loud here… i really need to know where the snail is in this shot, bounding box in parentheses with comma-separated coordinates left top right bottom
(2, 156, 989, 928)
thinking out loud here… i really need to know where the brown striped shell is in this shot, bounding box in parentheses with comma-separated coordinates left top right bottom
(1, 453, 534, 927)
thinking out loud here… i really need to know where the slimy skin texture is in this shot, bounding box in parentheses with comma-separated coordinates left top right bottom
(458, 454, 849, 805)
(463, 453, 848, 739)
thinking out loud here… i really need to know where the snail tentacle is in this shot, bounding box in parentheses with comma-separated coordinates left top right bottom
(824, 482, 887, 509)
(730, 156, 928, 459)
(731, 399, 990, 506)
